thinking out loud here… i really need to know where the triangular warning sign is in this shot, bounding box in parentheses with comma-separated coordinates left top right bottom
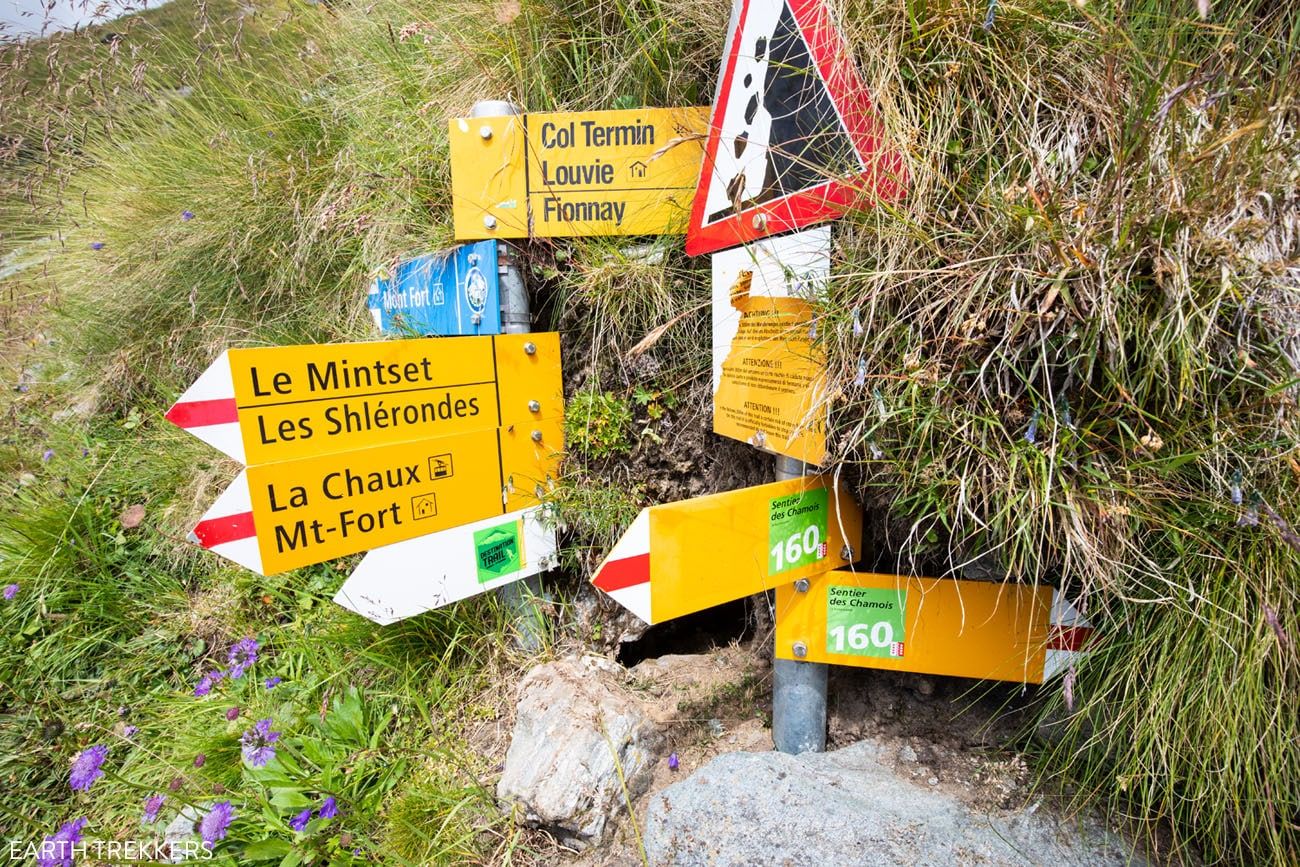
(686, 0, 907, 256)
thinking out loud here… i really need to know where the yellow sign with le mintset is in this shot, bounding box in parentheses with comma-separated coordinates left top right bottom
(228, 333, 562, 466)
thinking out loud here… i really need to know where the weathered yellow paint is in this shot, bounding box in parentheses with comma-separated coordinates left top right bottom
(248, 417, 562, 575)
(775, 571, 1054, 684)
(649, 476, 861, 623)
(449, 107, 709, 239)
(228, 333, 562, 466)
(713, 293, 826, 465)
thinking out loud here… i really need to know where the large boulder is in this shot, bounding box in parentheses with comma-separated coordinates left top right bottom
(497, 655, 663, 848)
(642, 741, 1147, 866)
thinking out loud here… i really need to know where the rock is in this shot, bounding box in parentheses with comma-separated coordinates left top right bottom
(498, 655, 663, 849)
(642, 742, 1147, 867)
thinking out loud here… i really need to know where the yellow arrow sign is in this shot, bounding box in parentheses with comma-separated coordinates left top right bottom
(449, 107, 708, 240)
(591, 476, 863, 625)
(775, 571, 1095, 684)
(194, 418, 562, 576)
(168, 333, 562, 466)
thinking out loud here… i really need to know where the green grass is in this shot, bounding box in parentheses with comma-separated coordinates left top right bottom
(0, 0, 1297, 863)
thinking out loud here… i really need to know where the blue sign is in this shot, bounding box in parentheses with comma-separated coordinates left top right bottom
(368, 240, 501, 336)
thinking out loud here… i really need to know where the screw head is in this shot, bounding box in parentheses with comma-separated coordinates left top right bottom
(530, 430, 543, 443)
(523, 341, 537, 355)
(479, 124, 494, 140)
(528, 400, 541, 413)
(483, 214, 497, 230)
(840, 545, 854, 561)
(792, 641, 808, 659)
(794, 578, 810, 593)
(751, 212, 768, 230)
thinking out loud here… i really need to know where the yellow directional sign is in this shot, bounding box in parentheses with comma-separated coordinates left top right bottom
(246, 418, 561, 575)
(167, 333, 562, 467)
(775, 571, 1095, 684)
(449, 107, 709, 239)
(592, 476, 862, 625)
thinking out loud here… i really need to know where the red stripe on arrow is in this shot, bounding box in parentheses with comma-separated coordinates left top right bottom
(593, 553, 650, 592)
(194, 511, 256, 548)
(1048, 625, 1094, 652)
(166, 398, 238, 429)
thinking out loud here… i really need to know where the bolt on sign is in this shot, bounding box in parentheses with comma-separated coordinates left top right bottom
(685, 0, 908, 256)
(168, 334, 563, 583)
(774, 571, 1095, 683)
(166, 333, 562, 466)
(449, 107, 710, 239)
(333, 506, 558, 624)
(368, 240, 501, 337)
(712, 227, 831, 464)
(591, 476, 862, 625)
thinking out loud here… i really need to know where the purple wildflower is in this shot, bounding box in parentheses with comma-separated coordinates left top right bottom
(193, 668, 225, 697)
(1025, 408, 1040, 445)
(81, 448, 89, 457)
(37, 817, 86, 867)
(667, 753, 679, 771)
(226, 706, 240, 721)
(240, 718, 280, 768)
(142, 793, 165, 823)
(17, 383, 28, 392)
(264, 676, 282, 689)
(289, 808, 311, 832)
(198, 801, 234, 846)
(42, 449, 54, 462)
(69, 744, 108, 792)
(181, 210, 194, 222)
(193, 753, 206, 768)
(123, 725, 138, 738)
(227, 637, 259, 679)
(168, 776, 184, 792)
(317, 796, 338, 820)
(90, 242, 104, 250)
(3, 583, 18, 600)
(852, 310, 864, 337)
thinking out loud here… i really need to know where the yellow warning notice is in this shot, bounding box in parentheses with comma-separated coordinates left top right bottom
(229, 333, 562, 466)
(714, 282, 826, 465)
(775, 571, 1053, 684)
(248, 418, 562, 575)
(449, 107, 708, 239)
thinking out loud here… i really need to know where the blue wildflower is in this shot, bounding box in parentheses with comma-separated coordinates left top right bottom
(69, 745, 108, 792)
(193, 669, 225, 697)
(317, 796, 338, 820)
(181, 210, 194, 222)
(3, 583, 18, 600)
(142, 793, 165, 824)
(37, 817, 86, 867)
(264, 676, 282, 689)
(42, 449, 54, 462)
(1024, 408, 1040, 445)
(199, 801, 234, 845)
(240, 718, 280, 768)
(667, 753, 679, 771)
(227, 637, 259, 679)
(289, 808, 311, 832)
(90, 242, 104, 250)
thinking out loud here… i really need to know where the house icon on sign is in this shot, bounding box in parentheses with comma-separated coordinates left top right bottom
(629, 160, 648, 180)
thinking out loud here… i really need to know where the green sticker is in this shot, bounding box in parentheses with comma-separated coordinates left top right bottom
(767, 488, 829, 575)
(474, 521, 522, 583)
(826, 585, 907, 659)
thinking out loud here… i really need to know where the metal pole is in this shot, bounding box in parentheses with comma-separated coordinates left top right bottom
(470, 99, 549, 652)
(772, 454, 828, 754)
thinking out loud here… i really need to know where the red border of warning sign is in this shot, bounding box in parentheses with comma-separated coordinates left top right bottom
(685, 0, 907, 256)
